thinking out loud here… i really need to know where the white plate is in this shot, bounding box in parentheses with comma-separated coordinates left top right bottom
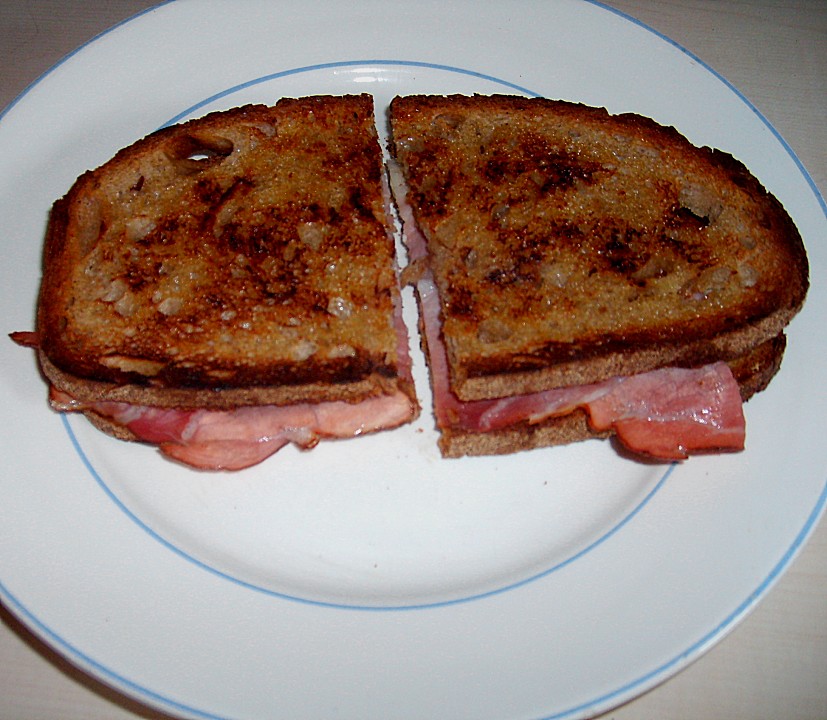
(1, 1, 825, 718)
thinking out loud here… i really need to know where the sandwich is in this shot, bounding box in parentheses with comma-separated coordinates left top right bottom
(14, 94, 418, 470)
(14, 92, 809, 468)
(388, 94, 808, 460)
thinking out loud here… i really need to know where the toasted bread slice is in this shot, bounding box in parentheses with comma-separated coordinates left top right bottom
(38, 95, 416, 410)
(389, 94, 808, 402)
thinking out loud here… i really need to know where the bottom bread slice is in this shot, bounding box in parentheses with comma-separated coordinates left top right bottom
(436, 334, 786, 459)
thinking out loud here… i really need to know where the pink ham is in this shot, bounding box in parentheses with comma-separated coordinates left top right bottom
(19, 254, 418, 471)
(584, 363, 745, 459)
(416, 274, 745, 461)
(67, 390, 415, 471)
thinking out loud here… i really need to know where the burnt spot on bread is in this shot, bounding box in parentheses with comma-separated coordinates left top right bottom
(446, 285, 477, 320)
(584, 222, 717, 283)
(481, 131, 603, 194)
(485, 266, 522, 287)
(411, 188, 449, 218)
(398, 145, 455, 219)
(596, 228, 650, 275)
(483, 249, 544, 289)
(203, 292, 228, 309)
(348, 187, 379, 222)
(314, 132, 382, 186)
(133, 216, 184, 248)
(222, 221, 279, 257)
(192, 177, 225, 206)
(202, 176, 257, 236)
(122, 261, 162, 292)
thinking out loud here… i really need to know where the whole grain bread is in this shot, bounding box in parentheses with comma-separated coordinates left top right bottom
(38, 95, 416, 409)
(389, 94, 808, 402)
(438, 334, 786, 458)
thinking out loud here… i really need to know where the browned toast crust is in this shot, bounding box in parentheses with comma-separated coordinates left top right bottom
(390, 94, 809, 402)
(38, 95, 414, 408)
(37, 349, 407, 409)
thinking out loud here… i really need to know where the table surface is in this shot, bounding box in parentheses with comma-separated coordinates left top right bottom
(1, 2, 825, 719)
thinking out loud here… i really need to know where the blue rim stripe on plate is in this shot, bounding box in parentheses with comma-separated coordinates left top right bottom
(161, 59, 541, 127)
(63, 417, 674, 612)
(538, 475, 827, 720)
(593, 0, 827, 218)
(0, 580, 228, 720)
(3, 469, 825, 720)
(0, 1, 177, 124)
(49, 57, 671, 613)
(0, 1, 824, 719)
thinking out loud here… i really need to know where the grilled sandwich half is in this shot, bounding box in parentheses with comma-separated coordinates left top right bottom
(27, 94, 418, 470)
(388, 94, 808, 460)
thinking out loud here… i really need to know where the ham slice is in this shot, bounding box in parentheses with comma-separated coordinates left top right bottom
(54, 390, 416, 471)
(9, 331, 39, 348)
(18, 253, 417, 471)
(393, 172, 744, 459)
(40, 288, 417, 471)
(417, 274, 745, 460)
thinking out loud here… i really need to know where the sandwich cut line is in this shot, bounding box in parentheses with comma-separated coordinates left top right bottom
(13, 93, 809, 467)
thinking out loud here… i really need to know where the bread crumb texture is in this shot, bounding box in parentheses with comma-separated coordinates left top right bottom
(390, 95, 808, 381)
(40, 96, 402, 389)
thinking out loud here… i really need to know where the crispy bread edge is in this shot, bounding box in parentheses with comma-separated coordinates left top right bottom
(454, 305, 798, 400)
(39, 348, 418, 410)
